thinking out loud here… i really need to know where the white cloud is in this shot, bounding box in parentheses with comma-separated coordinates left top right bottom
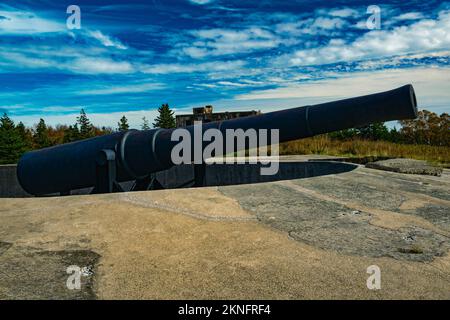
(188, 0, 215, 5)
(41, 106, 85, 112)
(395, 12, 425, 21)
(0, 9, 132, 75)
(87, 30, 128, 50)
(195, 83, 218, 88)
(353, 51, 450, 70)
(216, 81, 249, 87)
(210, 80, 268, 88)
(0, 51, 53, 69)
(235, 68, 450, 113)
(280, 11, 450, 67)
(0, 8, 129, 54)
(0, 42, 246, 76)
(180, 27, 280, 58)
(141, 60, 246, 74)
(0, 9, 130, 52)
(0, 10, 64, 34)
(311, 17, 347, 29)
(354, 20, 369, 30)
(0, 45, 137, 75)
(78, 82, 165, 95)
(329, 8, 359, 18)
(67, 57, 134, 74)
(275, 16, 348, 37)
(0, 104, 26, 110)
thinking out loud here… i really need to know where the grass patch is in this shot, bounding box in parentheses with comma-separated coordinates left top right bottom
(278, 135, 450, 167)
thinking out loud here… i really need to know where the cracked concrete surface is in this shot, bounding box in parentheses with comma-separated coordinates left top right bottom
(366, 158, 443, 176)
(0, 160, 449, 299)
(219, 181, 449, 262)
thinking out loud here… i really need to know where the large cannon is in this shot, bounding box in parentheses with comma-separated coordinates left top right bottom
(17, 85, 418, 196)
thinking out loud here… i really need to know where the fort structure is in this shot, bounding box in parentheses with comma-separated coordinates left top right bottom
(175, 105, 260, 127)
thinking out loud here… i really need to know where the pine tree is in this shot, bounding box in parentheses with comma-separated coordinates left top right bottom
(0, 113, 28, 164)
(141, 117, 150, 130)
(357, 122, 389, 140)
(63, 124, 80, 143)
(16, 121, 33, 151)
(153, 103, 175, 129)
(118, 115, 129, 131)
(388, 127, 402, 143)
(76, 109, 94, 139)
(329, 128, 358, 140)
(33, 118, 51, 149)
(101, 126, 114, 134)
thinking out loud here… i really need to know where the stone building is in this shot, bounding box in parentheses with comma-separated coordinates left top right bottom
(175, 105, 260, 127)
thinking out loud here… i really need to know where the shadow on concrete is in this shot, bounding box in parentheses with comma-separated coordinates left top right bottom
(158, 161, 358, 189)
(1, 161, 357, 197)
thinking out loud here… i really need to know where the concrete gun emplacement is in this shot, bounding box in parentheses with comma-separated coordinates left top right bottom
(17, 84, 418, 196)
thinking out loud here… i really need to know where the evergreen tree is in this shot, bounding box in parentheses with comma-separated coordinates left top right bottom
(0, 113, 27, 164)
(63, 124, 80, 143)
(118, 115, 129, 131)
(100, 126, 114, 134)
(329, 128, 358, 140)
(153, 103, 176, 129)
(388, 127, 402, 143)
(33, 118, 51, 149)
(77, 109, 94, 139)
(16, 121, 33, 151)
(357, 122, 390, 140)
(141, 116, 150, 130)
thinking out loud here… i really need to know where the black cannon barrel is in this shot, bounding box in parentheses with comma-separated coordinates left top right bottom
(17, 84, 417, 195)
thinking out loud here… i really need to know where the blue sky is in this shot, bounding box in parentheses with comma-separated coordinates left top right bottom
(0, 0, 449, 128)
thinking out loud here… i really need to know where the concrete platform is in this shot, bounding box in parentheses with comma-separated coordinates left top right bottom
(0, 158, 449, 299)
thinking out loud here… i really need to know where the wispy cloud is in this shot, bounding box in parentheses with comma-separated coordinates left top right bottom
(179, 27, 281, 58)
(141, 60, 246, 74)
(0, 48, 136, 74)
(394, 12, 425, 21)
(235, 67, 450, 107)
(277, 10, 450, 67)
(0, 6, 135, 77)
(0, 9, 64, 34)
(78, 82, 165, 95)
(69, 57, 134, 74)
(87, 30, 128, 50)
(328, 8, 359, 18)
(188, 0, 215, 5)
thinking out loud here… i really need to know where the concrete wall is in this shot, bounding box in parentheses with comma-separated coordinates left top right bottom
(1, 161, 357, 198)
(0, 165, 31, 197)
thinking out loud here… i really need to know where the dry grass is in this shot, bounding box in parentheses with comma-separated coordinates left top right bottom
(278, 135, 450, 167)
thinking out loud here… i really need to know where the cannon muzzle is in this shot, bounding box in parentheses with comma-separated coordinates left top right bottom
(17, 84, 417, 195)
